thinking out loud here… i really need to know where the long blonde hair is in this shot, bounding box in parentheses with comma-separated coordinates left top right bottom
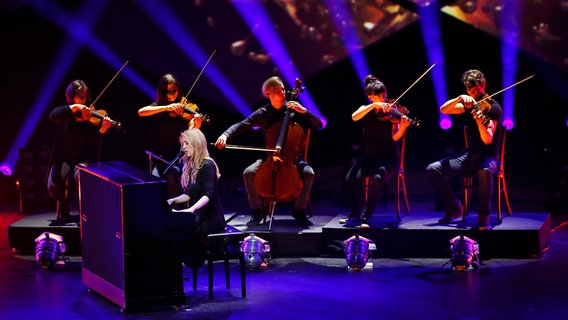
(179, 128, 220, 188)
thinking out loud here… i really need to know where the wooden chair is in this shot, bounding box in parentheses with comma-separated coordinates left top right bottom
(304, 129, 314, 217)
(462, 127, 512, 223)
(396, 133, 411, 221)
(363, 133, 410, 223)
(192, 225, 246, 299)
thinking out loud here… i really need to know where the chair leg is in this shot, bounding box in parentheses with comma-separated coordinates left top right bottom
(208, 257, 214, 299)
(239, 255, 247, 297)
(463, 177, 473, 222)
(497, 175, 502, 223)
(396, 173, 402, 223)
(398, 170, 411, 216)
(224, 259, 231, 288)
(193, 267, 198, 291)
(267, 200, 277, 231)
(501, 173, 512, 216)
(364, 177, 371, 204)
(497, 173, 513, 223)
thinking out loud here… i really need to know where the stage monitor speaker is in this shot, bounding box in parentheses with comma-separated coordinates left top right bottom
(78, 161, 187, 311)
(18, 147, 55, 213)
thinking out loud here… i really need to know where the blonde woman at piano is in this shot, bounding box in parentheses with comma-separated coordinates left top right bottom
(167, 128, 226, 268)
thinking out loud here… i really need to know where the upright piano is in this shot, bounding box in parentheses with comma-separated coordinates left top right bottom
(77, 161, 194, 311)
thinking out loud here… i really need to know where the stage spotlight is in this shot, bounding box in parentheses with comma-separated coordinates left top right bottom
(449, 234, 479, 271)
(343, 234, 376, 271)
(240, 233, 271, 270)
(458, 0, 478, 14)
(0, 165, 12, 176)
(35, 232, 66, 269)
(230, 39, 247, 56)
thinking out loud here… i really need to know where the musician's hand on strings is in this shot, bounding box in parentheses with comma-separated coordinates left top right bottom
(373, 102, 391, 113)
(400, 115, 411, 129)
(470, 109, 485, 124)
(215, 134, 228, 149)
(99, 117, 113, 134)
(189, 114, 202, 129)
(168, 103, 185, 116)
(286, 101, 306, 113)
(69, 104, 91, 121)
(459, 94, 476, 109)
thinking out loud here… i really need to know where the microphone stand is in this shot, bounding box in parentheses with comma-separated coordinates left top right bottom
(163, 151, 184, 175)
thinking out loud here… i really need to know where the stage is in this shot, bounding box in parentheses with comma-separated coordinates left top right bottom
(8, 198, 551, 260)
(3, 193, 566, 319)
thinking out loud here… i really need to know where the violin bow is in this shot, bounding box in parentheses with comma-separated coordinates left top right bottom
(209, 143, 277, 153)
(184, 50, 216, 101)
(90, 60, 129, 107)
(476, 74, 535, 104)
(390, 62, 437, 106)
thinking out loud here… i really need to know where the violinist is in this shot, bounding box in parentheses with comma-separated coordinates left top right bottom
(426, 69, 503, 230)
(47, 79, 113, 225)
(343, 75, 411, 228)
(214, 76, 323, 226)
(138, 73, 202, 198)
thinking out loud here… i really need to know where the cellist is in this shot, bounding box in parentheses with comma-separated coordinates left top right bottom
(215, 76, 323, 226)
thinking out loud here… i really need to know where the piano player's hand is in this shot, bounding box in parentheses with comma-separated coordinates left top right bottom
(171, 208, 195, 214)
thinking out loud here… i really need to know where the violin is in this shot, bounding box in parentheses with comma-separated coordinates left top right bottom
(173, 50, 215, 127)
(466, 74, 535, 128)
(376, 99, 421, 128)
(71, 60, 128, 130)
(71, 104, 123, 129)
(177, 97, 211, 125)
(254, 78, 306, 203)
(471, 94, 492, 127)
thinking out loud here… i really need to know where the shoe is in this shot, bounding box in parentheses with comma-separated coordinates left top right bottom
(292, 210, 313, 226)
(438, 206, 464, 224)
(56, 212, 71, 222)
(478, 215, 492, 230)
(344, 217, 361, 228)
(360, 217, 370, 229)
(49, 217, 73, 226)
(246, 208, 265, 226)
(339, 216, 349, 224)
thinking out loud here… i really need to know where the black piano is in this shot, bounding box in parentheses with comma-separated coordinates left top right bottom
(77, 161, 195, 311)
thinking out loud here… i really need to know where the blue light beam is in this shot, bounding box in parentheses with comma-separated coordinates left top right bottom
(417, 2, 450, 129)
(135, 0, 252, 116)
(231, 1, 325, 123)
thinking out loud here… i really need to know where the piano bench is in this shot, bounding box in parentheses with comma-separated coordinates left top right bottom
(193, 225, 246, 299)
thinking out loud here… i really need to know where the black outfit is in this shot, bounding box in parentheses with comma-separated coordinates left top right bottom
(181, 159, 226, 268)
(145, 103, 188, 198)
(47, 105, 103, 221)
(221, 102, 323, 222)
(345, 110, 400, 221)
(223, 103, 323, 139)
(426, 96, 503, 223)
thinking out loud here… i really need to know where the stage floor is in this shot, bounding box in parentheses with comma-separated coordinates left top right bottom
(2, 193, 568, 319)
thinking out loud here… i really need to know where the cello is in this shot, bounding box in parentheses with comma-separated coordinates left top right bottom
(254, 79, 306, 227)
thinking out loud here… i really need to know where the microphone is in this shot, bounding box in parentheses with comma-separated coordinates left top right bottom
(163, 150, 184, 175)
